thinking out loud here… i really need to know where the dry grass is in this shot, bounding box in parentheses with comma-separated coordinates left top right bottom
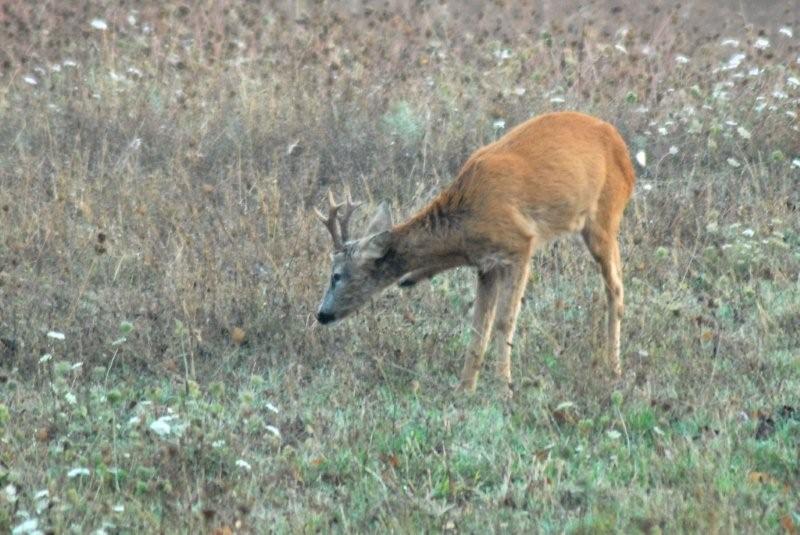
(1, 1, 799, 533)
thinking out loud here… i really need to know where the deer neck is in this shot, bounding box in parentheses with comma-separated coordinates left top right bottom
(385, 199, 468, 276)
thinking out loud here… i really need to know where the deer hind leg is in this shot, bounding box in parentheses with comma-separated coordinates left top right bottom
(492, 250, 533, 398)
(582, 224, 624, 377)
(458, 269, 499, 392)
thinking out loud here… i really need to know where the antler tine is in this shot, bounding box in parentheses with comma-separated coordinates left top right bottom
(315, 190, 344, 250)
(338, 188, 363, 243)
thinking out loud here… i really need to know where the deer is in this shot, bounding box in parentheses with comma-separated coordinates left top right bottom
(314, 111, 635, 397)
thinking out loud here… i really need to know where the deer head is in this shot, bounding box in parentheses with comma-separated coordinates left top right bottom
(315, 190, 396, 324)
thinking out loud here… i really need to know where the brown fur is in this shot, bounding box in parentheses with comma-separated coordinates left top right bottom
(316, 111, 636, 395)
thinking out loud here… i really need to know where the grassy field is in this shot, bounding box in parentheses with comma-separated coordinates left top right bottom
(1, 1, 799, 532)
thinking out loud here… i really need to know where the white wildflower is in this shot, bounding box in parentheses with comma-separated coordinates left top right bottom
(675, 55, 690, 64)
(512, 86, 526, 96)
(113, 504, 125, 513)
(668, 146, 679, 155)
(90, 19, 108, 31)
(779, 27, 793, 38)
(791, 158, 800, 169)
(736, 126, 751, 139)
(720, 38, 740, 47)
(127, 14, 137, 26)
(265, 425, 281, 438)
(641, 183, 653, 191)
(62, 59, 78, 68)
(606, 430, 622, 440)
(657, 127, 668, 136)
(4, 484, 17, 502)
(67, 467, 90, 478)
(727, 158, 741, 168)
(742, 228, 755, 237)
(494, 49, 512, 60)
(772, 90, 788, 99)
(549, 96, 565, 104)
(236, 459, 252, 471)
(39, 354, 52, 364)
(149, 417, 172, 437)
(753, 38, 770, 50)
(212, 440, 226, 449)
(492, 119, 505, 129)
(149, 415, 185, 438)
(47, 331, 65, 340)
(12, 518, 39, 535)
(34, 490, 49, 514)
(725, 120, 738, 126)
(653, 426, 665, 436)
(266, 402, 279, 414)
(724, 53, 746, 70)
(635, 150, 646, 167)
(748, 67, 761, 77)
(64, 392, 77, 405)
(127, 416, 140, 427)
(787, 76, 800, 87)
(23, 75, 38, 86)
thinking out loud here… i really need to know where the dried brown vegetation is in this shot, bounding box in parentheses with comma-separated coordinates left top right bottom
(0, 1, 798, 532)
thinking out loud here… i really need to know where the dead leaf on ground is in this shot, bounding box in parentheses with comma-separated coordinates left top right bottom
(35, 425, 53, 443)
(747, 471, 779, 485)
(780, 514, 797, 535)
(381, 453, 400, 469)
(231, 327, 246, 345)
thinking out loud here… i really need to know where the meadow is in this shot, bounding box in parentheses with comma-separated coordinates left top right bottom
(0, 1, 799, 532)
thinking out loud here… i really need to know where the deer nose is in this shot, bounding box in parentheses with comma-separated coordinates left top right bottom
(316, 311, 335, 324)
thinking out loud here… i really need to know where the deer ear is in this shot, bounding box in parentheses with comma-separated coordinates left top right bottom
(364, 201, 392, 236)
(360, 230, 392, 261)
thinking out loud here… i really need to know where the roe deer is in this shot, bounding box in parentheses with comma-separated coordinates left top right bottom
(314, 111, 635, 397)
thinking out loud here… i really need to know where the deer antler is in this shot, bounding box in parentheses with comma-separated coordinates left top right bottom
(338, 189, 362, 243)
(315, 189, 363, 250)
(314, 190, 344, 250)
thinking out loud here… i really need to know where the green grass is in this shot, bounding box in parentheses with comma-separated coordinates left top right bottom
(1, 1, 799, 533)
(3, 329, 799, 532)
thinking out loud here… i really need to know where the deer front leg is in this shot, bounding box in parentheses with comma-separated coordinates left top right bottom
(457, 269, 499, 392)
(492, 255, 532, 399)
